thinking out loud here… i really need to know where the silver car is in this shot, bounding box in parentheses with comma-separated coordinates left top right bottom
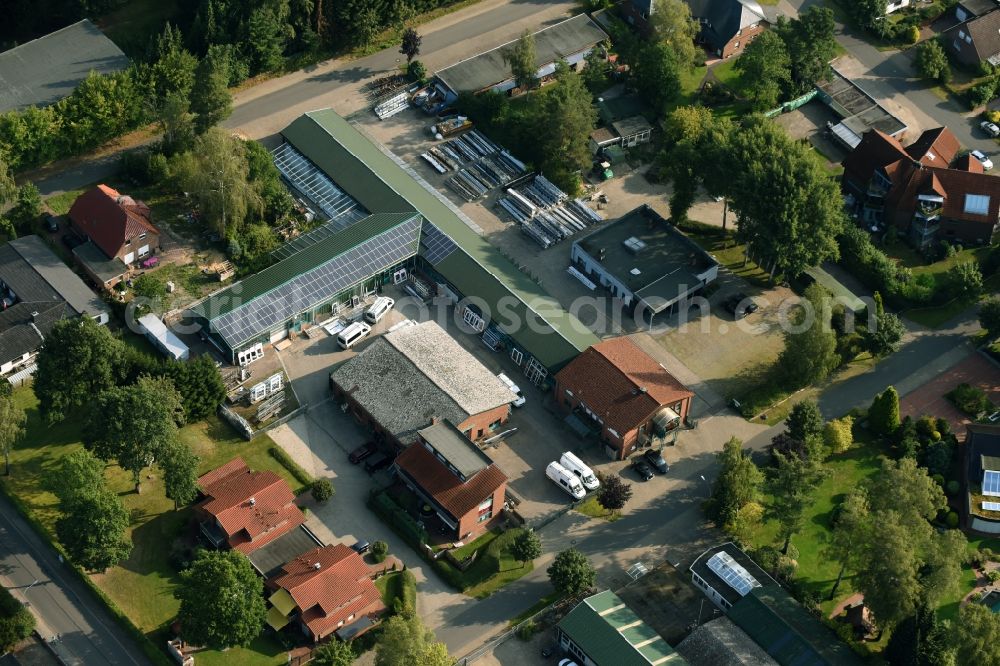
(981, 120, 1000, 138)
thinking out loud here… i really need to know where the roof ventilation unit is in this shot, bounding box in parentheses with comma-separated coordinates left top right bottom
(623, 237, 647, 254)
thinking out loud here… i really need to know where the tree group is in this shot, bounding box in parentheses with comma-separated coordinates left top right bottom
(176, 550, 266, 649)
(375, 614, 451, 666)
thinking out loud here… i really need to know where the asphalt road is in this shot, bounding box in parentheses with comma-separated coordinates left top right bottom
(0, 492, 149, 665)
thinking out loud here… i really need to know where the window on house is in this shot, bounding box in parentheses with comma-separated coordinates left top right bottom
(347, 614, 355, 622)
(734, 41, 740, 49)
(953, 39, 962, 51)
(477, 510, 493, 523)
(138, 232, 147, 240)
(984, 469, 1000, 495)
(564, 389, 574, 398)
(964, 194, 990, 215)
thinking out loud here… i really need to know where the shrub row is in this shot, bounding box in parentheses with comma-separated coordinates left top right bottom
(267, 446, 314, 491)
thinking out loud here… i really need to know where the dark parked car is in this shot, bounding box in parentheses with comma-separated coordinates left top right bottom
(44, 215, 59, 233)
(364, 452, 391, 474)
(722, 293, 758, 319)
(61, 233, 82, 249)
(631, 458, 654, 481)
(351, 540, 371, 555)
(349, 441, 377, 464)
(643, 449, 670, 474)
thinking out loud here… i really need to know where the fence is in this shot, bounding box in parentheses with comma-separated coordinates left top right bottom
(763, 89, 820, 118)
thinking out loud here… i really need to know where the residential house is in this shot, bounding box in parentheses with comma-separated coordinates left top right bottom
(68, 184, 161, 288)
(0, 235, 109, 378)
(622, 0, 768, 59)
(588, 116, 654, 155)
(554, 337, 694, 460)
(265, 544, 385, 642)
(196, 457, 306, 555)
(690, 543, 861, 665)
(556, 590, 687, 665)
(393, 420, 509, 540)
(330, 320, 516, 448)
(841, 126, 1000, 246)
(962, 423, 1000, 533)
(944, 9, 1000, 67)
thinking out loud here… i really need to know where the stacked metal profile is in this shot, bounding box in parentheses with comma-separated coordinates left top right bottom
(421, 130, 525, 202)
(499, 175, 604, 249)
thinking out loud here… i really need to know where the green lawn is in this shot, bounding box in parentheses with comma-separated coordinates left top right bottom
(675, 65, 709, 108)
(575, 496, 620, 522)
(712, 59, 745, 95)
(45, 187, 90, 216)
(3, 387, 298, 664)
(447, 528, 535, 599)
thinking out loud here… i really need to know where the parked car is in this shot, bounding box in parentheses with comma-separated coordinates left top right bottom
(972, 149, 994, 171)
(982, 120, 1000, 137)
(632, 458, 654, 481)
(351, 540, 371, 555)
(44, 215, 59, 233)
(364, 452, 392, 474)
(721, 292, 758, 318)
(643, 449, 670, 474)
(349, 441, 377, 464)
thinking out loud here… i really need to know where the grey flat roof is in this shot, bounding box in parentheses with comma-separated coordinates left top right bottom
(247, 525, 323, 579)
(676, 617, 778, 666)
(10, 236, 107, 318)
(816, 69, 906, 142)
(612, 116, 653, 138)
(72, 241, 127, 284)
(0, 19, 130, 113)
(575, 206, 718, 310)
(436, 14, 608, 93)
(418, 421, 492, 479)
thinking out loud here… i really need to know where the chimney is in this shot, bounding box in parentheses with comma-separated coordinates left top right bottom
(31, 311, 39, 322)
(313, 562, 321, 570)
(249, 497, 256, 506)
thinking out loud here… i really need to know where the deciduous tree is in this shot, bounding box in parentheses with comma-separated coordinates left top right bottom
(823, 416, 854, 454)
(312, 640, 355, 666)
(176, 550, 266, 649)
(777, 284, 840, 388)
(979, 296, 1000, 336)
(161, 440, 200, 509)
(0, 393, 25, 476)
(735, 31, 791, 111)
(49, 449, 106, 507)
(582, 42, 610, 92)
(775, 8, 837, 92)
(651, 0, 699, 67)
(954, 603, 1000, 665)
(547, 548, 596, 597)
(597, 474, 633, 516)
(0, 586, 35, 651)
(374, 614, 447, 666)
(632, 41, 681, 116)
(85, 375, 184, 492)
(56, 487, 132, 572)
(511, 528, 542, 567)
(822, 490, 869, 599)
(708, 436, 763, 528)
(915, 39, 951, 83)
(400, 28, 422, 63)
(767, 449, 827, 553)
(786, 401, 824, 444)
(504, 30, 537, 92)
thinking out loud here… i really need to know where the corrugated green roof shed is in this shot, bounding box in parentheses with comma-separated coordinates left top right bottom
(280, 109, 598, 370)
(558, 591, 686, 666)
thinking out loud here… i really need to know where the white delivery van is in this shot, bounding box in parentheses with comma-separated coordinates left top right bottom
(497, 373, 526, 407)
(559, 452, 600, 491)
(364, 296, 395, 324)
(546, 461, 586, 500)
(336, 322, 372, 349)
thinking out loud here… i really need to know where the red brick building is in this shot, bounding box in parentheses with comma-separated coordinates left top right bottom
(394, 420, 508, 541)
(69, 185, 160, 264)
(554, 338, 694, 460)
(330, 320, 516, 448)
(265, 544, 385, 642)
(196, 457, 305, 555)
(842, 127, 1000, 247)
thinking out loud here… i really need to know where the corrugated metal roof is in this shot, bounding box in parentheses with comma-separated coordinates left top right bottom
(9, 236, 107, 318)
(280, 110, 598, 369)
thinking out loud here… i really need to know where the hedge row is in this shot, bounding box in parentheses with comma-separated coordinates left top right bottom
(267, 446, 314, 491)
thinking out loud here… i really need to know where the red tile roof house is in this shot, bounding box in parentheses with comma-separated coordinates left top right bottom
(195, 457, 306, 554)
(67, 184, 161, 288)
(841, 127, 1000, 248)
(393, 420, 509, 541)
(554, 338, 694, 460)
(265, 544, 386, 642)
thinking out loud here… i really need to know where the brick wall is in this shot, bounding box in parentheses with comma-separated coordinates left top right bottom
(456, 482, 507, 540)
(456, 403, 511, 441)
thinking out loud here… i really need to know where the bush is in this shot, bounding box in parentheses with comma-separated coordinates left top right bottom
(947, 383, 992, 416)
(407, 60, 427, 83)
(0, 586, 35, 652)
(516, 619, 539, 641)
(372, 540, 389, 563)
(947, 479, 961, 495)
(931, 473, 945, 487)
(988, 570, 1000, 583)
(268, 446, 313, 488)
(310, 478, 334, 503)
(947, 511, 959, 528)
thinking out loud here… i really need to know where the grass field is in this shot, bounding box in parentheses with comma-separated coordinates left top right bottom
(2, 387, 297, 664)
(575, 496, 621, 522)
(458, 528, 535, 599)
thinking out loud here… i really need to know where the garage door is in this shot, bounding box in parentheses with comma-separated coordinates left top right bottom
(269, 328, 288, 344)
(123, 252, 135, 264)
(138, 244, 150, 256)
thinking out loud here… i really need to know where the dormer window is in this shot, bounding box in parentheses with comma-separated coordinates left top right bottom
(138, 232, 147, 241)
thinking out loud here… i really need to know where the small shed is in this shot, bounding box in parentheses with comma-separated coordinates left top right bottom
(589, 127, 619, 154)
(612, 116, 653, 148)
(138, 314, 190, 361)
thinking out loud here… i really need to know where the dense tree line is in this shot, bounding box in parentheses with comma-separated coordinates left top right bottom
(2, 0, 126, 49)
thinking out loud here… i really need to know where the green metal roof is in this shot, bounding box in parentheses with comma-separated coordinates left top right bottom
(728, 587, 861, 666)
(557, 591, 685, 666)
(191, 211, 417, 321)
(282, 109, 598, 369)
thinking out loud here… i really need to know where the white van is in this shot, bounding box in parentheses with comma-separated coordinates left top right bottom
(546, 461, 586, 500)
(559, 452, 600, 492)
(337, 321, 372, 349)
(497, 373, 526, 407)
(364, 296, 395, 324)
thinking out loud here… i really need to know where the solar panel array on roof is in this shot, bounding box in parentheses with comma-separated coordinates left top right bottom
(985, 470, 1000, 496)
(420, 220, 459, 265)
(213, 215, 421, 347)
(708, 551, 762, 597)
(272, 142, 367, 228)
